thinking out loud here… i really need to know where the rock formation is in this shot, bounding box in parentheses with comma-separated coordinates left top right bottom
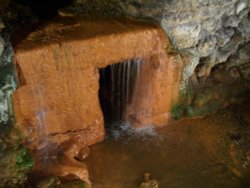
(13, 17, 182, 150)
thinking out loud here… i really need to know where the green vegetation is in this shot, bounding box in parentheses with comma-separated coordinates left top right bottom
(171, 83, 223, 120)
(171, 104, 186, 120)
(187, 101, 222, 117)
(0, 128, 34, 187)
(171, 83, 194, 120)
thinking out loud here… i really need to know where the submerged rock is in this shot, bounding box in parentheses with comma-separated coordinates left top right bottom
(140, 173, 159, 188)
(37, 176, 61, 188)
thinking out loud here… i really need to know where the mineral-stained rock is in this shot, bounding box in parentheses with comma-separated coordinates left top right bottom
(13, 17, 182, 150)
(71, 0, 250, 86)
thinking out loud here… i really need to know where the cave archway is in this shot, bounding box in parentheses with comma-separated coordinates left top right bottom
(99, 59, 142, 126)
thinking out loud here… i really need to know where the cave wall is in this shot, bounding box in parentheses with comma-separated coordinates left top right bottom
(0, 0, 250, 129)
(58, 0, 250, 117)
(0, 1, 249, 185)
(0, 0, 34, 129)
(61, 0, 250, 88)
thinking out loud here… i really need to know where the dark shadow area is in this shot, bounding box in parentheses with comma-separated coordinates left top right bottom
(98, 59, 142, 128)
(13, 0, 73, 19)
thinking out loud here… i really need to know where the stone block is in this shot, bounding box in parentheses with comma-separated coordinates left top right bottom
(13, 17, 182, 149)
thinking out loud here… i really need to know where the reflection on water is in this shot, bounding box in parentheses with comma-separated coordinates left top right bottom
(86, 106, 250, 188)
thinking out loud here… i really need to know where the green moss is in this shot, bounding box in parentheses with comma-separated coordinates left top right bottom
(15, 146, 34, 170)
(0, 145, 34, 186)
(171, 82, 195, 120)
(171, 104, 186, 120)
(0, 129, 34, 187)
(187, 101, 222, 117)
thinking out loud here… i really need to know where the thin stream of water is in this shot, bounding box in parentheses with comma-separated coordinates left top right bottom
(100, 59, 142, 123)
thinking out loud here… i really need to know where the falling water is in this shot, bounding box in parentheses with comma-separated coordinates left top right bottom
(99, 59, 143, 124)
(30, 76, 50, 163)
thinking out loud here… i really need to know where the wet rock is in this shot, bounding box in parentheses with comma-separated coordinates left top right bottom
(37, 176, 61, 188)
(67, 0, 250, 91)
(13, 17, 181, 149)
(34, 139, 92, 185)
(65, 0, 249, 118)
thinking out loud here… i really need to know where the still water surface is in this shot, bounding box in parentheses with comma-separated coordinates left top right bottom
(86, 110, 250, 188)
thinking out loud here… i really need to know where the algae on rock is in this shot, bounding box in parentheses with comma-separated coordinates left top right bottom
(0, 129, 34, 187)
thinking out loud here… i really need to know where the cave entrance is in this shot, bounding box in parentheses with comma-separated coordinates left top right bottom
(99, 59, 142, 127)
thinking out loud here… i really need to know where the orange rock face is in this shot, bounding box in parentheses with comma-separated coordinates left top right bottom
(13, 17, 183, 149)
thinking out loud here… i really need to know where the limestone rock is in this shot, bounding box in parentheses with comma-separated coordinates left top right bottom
(0, 38, 15, 129)
(215, 27, 235, 47)
(68, 0, 250, 88)
(238, 13, 250, 38)
(227, 43, 250, 80)
(180, 49, 200, 86)
(167, 22, 201, 49)
(198, 35, 217, 57)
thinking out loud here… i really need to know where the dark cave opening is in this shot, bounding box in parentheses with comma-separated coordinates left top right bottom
(98, 59, 142, 127)
(13, 0, 73, 19)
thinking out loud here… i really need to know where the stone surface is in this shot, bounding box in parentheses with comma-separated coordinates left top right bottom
(67, 0, 250, 89)
(0, 0, 35, 132)
(0, 34, 16, 130)
(45, 141, 91, 184)
(13, 17, 182, 149)
(120, 0, 250, 85)
(226, 42, 250, 80)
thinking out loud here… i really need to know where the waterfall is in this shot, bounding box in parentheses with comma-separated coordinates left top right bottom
(99, 59, 142, 123)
